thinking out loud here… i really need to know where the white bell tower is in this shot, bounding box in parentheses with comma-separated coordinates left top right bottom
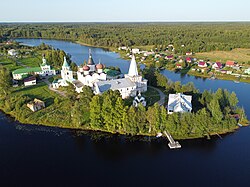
(61, 56, 73, 81)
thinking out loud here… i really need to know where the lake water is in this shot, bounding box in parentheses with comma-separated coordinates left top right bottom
(0, 39, 249, 187)
(16, 38, 130, 73)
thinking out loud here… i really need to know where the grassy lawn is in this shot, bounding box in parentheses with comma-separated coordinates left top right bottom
(195, 48, 250, 63)
(133, 45, 155, 51)
(0, 57, 20, 71)
(18, 56, 41, 67)
(11, 82, 57, 106)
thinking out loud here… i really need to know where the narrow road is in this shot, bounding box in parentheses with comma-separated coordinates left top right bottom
(148, 86, 166, 106)
(43, 77, 67, 97)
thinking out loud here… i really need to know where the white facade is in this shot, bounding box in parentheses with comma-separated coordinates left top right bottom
(52, 57, 74, 88)
(124, 55, 148, 93)
(94, 55, 148, 99)
(24, 77, 36, 86)
(12, 57, 56, 80)
(167, 93, 192, 114)
(74, 52, 107, 92)
(61, 57, 74, 81)
(77, 70, 107, 88)
(132, 48, 140, 54)
(212, 62, 222, 69)
(244, 68, 250, 74)
(40, 57, 56, 76)
(8, 49, 18, 56)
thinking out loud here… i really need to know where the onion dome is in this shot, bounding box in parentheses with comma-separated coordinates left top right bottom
(96, 63, 104, 69)
(83, 65, 90, 71)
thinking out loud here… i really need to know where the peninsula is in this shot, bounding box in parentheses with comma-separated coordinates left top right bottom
(0, 39, 248, 140)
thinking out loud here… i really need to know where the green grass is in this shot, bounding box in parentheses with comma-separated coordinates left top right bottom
(0, 57, 20, 71)
(18, 56, 41, 67)
(195, 48, 250, 63)
(11, 82, 57, 106)
(142, 87, 161, 106)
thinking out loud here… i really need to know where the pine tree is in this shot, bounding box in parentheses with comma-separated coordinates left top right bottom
(0, 65, 11, 98)
(229, 92, 239, 109)
(137, 104, 147, 134)
(113, 97, 125, 132)
(89, 95, 103, 129)
(102, 94, 115, 131)
(207, 99, 223, 124)
(160, 106, 167, 132)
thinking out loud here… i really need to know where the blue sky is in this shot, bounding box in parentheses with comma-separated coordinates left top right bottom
(1, 0, 250, 22)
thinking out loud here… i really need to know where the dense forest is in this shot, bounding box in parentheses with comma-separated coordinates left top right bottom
(1, 23, 250, 53)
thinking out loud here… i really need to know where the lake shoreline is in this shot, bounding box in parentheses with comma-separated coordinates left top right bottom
(1, 38, 246, 141)
(0, 105, 243, 141)
(16, 37, 250, 84)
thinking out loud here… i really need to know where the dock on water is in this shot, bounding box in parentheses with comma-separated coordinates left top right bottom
(163, 131, 181, 149)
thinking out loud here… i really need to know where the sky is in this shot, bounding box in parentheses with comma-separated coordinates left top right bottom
(1, 0, 250, 22)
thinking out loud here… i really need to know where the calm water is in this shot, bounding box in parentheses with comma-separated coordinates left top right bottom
(16, 38, 130, 73)
(0, 39, 249, 187)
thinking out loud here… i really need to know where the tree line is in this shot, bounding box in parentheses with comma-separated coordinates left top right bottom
(2, 23, 250, 53)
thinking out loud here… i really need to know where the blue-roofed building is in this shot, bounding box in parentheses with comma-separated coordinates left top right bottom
(167, 93, 192, 114)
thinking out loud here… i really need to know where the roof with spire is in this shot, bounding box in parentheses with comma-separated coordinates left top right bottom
(87, 49, 95, 65)
(128, 55, 138, 77)
(41, 55, 47, 66)
(62, 56, 70, 68)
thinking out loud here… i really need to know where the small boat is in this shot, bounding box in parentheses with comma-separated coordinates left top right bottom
(234, 81, 240, 83)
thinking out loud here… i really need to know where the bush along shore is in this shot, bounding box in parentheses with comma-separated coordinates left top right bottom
(0, 52, 248, 140)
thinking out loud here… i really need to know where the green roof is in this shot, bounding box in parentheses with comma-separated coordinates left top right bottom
(104, 69, 121, 77)
(63, 57, 70, 68)
(13, 67, 42, 75)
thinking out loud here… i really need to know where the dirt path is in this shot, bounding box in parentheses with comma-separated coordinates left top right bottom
(148, 86, 166, 106)
(43, 77, 67, 97)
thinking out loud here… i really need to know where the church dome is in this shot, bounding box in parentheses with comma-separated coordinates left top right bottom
(83, 65, 90, 71)
(96, 63, 104, 69)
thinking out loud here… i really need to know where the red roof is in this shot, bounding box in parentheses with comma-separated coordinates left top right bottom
(176, 64, 182, 67)
(215, 62, 222, 68)
(198, 61, 206, 66)
(167, 55, 174, 59)
(186, 57, 192, 61)
(226, 61, 235, 66)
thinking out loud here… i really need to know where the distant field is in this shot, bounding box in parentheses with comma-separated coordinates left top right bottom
(195, 48, 250, 63)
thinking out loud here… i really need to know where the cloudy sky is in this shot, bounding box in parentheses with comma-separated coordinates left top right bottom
(1, 0, 250, 22)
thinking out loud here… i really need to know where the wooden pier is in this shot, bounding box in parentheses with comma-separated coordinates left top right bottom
(163, 131, 181, 149)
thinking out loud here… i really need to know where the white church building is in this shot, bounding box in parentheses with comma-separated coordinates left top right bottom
(13, 56, 56, 80)
(93, 55, 148, 99)
(76, 52, 107, 89)
(167, 93, 192, 114)
(53, 51, 147, 99)
(52, 57, 74, 88)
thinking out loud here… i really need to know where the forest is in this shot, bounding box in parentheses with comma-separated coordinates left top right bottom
(2, 23, 250, 53)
